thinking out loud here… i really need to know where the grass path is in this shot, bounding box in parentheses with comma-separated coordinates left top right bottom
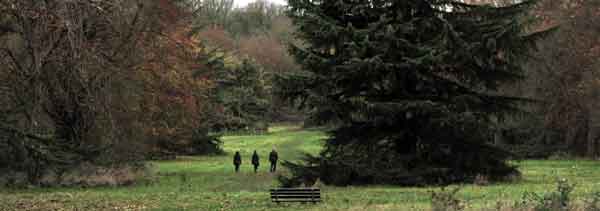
(154, 125, 325, 193)
(1, 125, 600, 210)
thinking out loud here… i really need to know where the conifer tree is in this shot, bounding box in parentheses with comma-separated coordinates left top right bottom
(214, 58, 270, 131)
(279, 0, 549, 185)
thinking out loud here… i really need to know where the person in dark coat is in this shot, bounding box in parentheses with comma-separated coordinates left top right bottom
(251, 150, 260, 173)
(269, 149, 278, 172)
(233, 151, 242, 172)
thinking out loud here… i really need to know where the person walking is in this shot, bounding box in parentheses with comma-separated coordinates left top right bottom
(251, 150, 260, 173)
(269, 149, 278, 172)
(233, 151, 242, 172)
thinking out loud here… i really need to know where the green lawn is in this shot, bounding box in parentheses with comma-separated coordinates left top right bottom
(2, 125, 600, 210)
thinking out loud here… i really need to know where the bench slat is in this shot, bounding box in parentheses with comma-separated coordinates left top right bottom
(271, 191, 319, 194)
(272, 198, 320, 201)
(269, 188, 321, 192)
(271, 195, 321, 198)
(271, 190, 319, 192)
(270, 191, 319, 194)
(270, 188, 321, 203)
(273, 199, 322, 202)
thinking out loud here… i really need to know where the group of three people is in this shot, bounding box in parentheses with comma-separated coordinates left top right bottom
(233, 149, 278, 173)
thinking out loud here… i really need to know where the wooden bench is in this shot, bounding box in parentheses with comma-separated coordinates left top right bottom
(270, 188, 321, 203)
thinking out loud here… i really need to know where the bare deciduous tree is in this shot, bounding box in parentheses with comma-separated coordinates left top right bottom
(0, 0, 184, 183)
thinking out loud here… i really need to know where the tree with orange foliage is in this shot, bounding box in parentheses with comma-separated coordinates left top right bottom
(0, 0, 224, 185)
(136, 0, 224, 156)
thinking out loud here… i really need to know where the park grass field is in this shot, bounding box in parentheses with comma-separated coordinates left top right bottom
(2, 125, 600, 211)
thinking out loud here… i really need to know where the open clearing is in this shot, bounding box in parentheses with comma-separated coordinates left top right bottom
(2, 125, 600, 211)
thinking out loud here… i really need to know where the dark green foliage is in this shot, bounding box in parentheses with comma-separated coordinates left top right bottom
(499, 116, 565, 159)
(188, 129, 224, 155)
(278, 154, 320, 187)
(213, 58, 270, 132)
(280, 0, 545, 185)
(151, 127, 223, 158)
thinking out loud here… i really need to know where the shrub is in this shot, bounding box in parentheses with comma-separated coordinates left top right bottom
(0, 171, 29, 188)
(548, 151, 574, 160)
(35, 162, 154, 188)
(583, 192, 600, 211)
(474, 174, 490, 186)
(432, 179, 599, 211)
(431, 187, 465, 211)
(520, 178, 574, 211)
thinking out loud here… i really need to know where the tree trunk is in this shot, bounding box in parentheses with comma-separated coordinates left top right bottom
(566, 109, 590, 157)
(491, 115, 504, 146)
(586, 124, 597, 158)
(494, 132, 504, 146)
(586, 101, 600, 158)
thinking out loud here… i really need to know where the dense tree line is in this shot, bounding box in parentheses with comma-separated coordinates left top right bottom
(0, 0, 300, 186)
(0, 0, 224, 185)
(192, 0, 301, 131)
(468, 0, 600, 159)
(527, 0, 600, 158)
(1, 0, 596, 188)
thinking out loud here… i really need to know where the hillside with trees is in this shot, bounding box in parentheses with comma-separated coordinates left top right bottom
(0, 0, 297, 186)
(0, 0, 599, 203)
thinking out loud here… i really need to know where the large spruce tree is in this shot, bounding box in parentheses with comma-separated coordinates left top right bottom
(279, 0, 548, 186)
